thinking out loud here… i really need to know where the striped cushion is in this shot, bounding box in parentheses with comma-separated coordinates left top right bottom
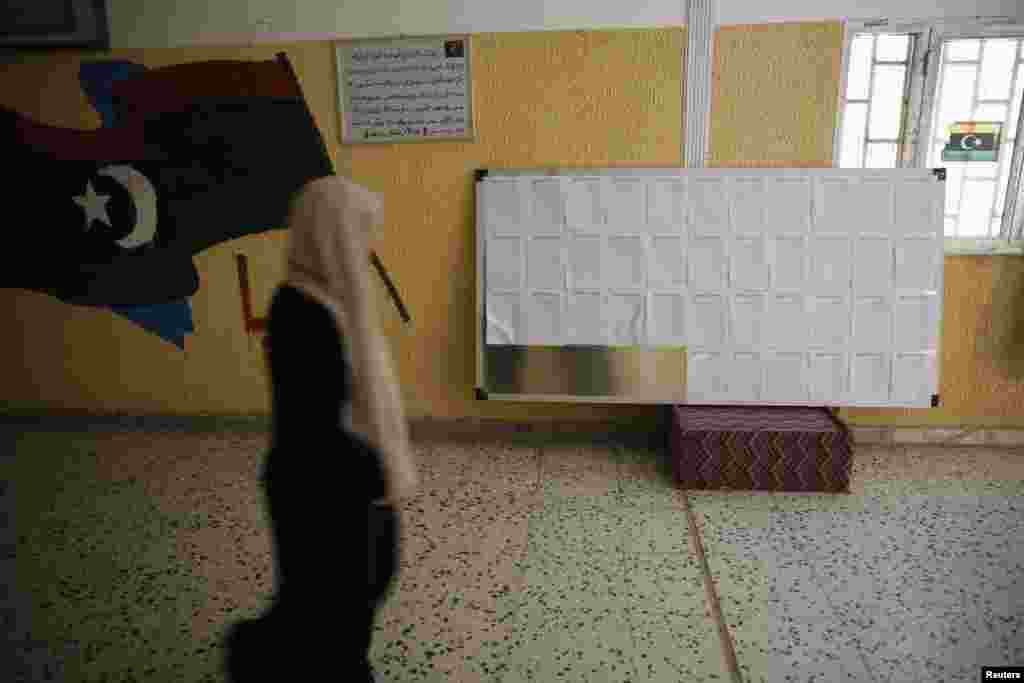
(670, 406, 853, 492)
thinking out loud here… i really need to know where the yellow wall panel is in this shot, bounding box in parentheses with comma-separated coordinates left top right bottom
(710, 22, 842, 167)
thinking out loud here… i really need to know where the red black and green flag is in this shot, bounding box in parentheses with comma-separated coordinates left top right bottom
(2, 53, 334, 312)
(941, 121, 1002, 162)
(78, 59, 192, 348)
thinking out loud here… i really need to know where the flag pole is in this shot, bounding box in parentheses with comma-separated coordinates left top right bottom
(277, 51, 410, 325)
(370, 251, 411, 324)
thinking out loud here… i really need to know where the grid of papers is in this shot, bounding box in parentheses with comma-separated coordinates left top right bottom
(479, 170, 944, 406)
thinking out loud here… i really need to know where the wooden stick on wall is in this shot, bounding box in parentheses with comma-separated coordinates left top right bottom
(235, 253, 266, 335)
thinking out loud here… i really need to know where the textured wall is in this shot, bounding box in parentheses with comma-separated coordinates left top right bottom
(3, 23, 1024, 427)
(709, 22, 841, 167)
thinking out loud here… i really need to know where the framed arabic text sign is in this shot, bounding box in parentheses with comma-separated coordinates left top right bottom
(336, 35, 474, 144)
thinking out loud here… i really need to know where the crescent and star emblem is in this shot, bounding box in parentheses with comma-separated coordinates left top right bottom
(960, 134, 982, 150)
(71, 165, 159, 249)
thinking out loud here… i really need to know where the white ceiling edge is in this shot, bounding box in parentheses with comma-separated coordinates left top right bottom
(106, 0, 1023, 49)
(106, 0, 689, 50)
(108, 27, 683, 50)
(716, 0, 1022, 25)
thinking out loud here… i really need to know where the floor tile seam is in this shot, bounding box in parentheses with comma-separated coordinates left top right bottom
(532, 443, 543, 491)
(683, 492, 744, 683)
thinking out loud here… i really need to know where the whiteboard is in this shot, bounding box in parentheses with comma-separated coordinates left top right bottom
(335, 35, 474, 143)
(476, 168, 945, 408)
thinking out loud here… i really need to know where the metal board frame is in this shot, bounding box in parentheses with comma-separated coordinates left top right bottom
(475, 167, 945, 407)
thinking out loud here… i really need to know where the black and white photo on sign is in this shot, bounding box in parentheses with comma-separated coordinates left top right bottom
(444, 40, 464, 59)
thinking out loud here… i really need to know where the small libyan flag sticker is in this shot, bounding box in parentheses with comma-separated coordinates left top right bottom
(942, 121, 1002, 162)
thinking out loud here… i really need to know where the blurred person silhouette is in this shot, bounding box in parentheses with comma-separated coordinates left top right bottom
(224, 177, 417, 682)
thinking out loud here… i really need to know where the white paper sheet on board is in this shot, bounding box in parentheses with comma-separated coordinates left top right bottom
(566, 179, 603, 230)
(487, 292, 520, 345)
(649, 293, 686, 344)
(731, 236, 770, 290)
(689, 180, 730, 235)
(809, 237, 852, 293)
(809, 297, 849, 347)
(731, 294, 765, 347)
(532, 180, 565, 234)
(894, 238, 938, 291)
(525, 292, 564, 345)
(763, 179, 811, 234)
(852, 353, 890, 402)
(691, 295, 726, 347)
(763, 353, 807, 403)
(567, 291, 604, 343)
(729, 352, 762, 401)
(853, 297, 892, 349)
(892, 353, 934, 404)
(647, 180, 686, 233)
(818, 180, 860, 234)
(487, 237, 522, 291)
(730, 179, 764, 233)
(608, 294, 645, 345)
(854, 237, 892, 294)
(855, 180, 893, 233)
(607, 180, 646, 230)
(649, 236, 686, 288)
(894, 179, 939, 235)
(809, 353, 845, 403)
(606, 237, 646, 289)
(568, 235, 602, 289)
(773, 237, 806, 290)
(485, 181, 523, 234)
(689, 237, 726, 291)
(527, 237, 565, 290)
(893, 295, 938, 350)
(687, 352, 726, 401)
(769, 295, 806, 348)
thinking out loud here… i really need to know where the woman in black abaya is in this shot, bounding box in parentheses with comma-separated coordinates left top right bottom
(224, 177, 418, 682)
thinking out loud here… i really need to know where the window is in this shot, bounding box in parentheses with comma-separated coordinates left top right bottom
(836, 19, 1024, 252)
(837, 33, 919, 169)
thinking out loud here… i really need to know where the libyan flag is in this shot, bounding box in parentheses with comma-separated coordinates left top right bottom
(2, 53, 333, 315)
(941, 121, 1002, 162)
(80, 59, 193, 348)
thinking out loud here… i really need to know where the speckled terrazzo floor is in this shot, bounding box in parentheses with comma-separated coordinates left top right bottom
(1, 423, 1022, 682)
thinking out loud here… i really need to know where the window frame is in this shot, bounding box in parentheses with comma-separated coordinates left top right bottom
(836, 17, 1024, 254)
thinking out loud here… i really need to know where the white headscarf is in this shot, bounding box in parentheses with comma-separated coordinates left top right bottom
(284, 176, 417, 506)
